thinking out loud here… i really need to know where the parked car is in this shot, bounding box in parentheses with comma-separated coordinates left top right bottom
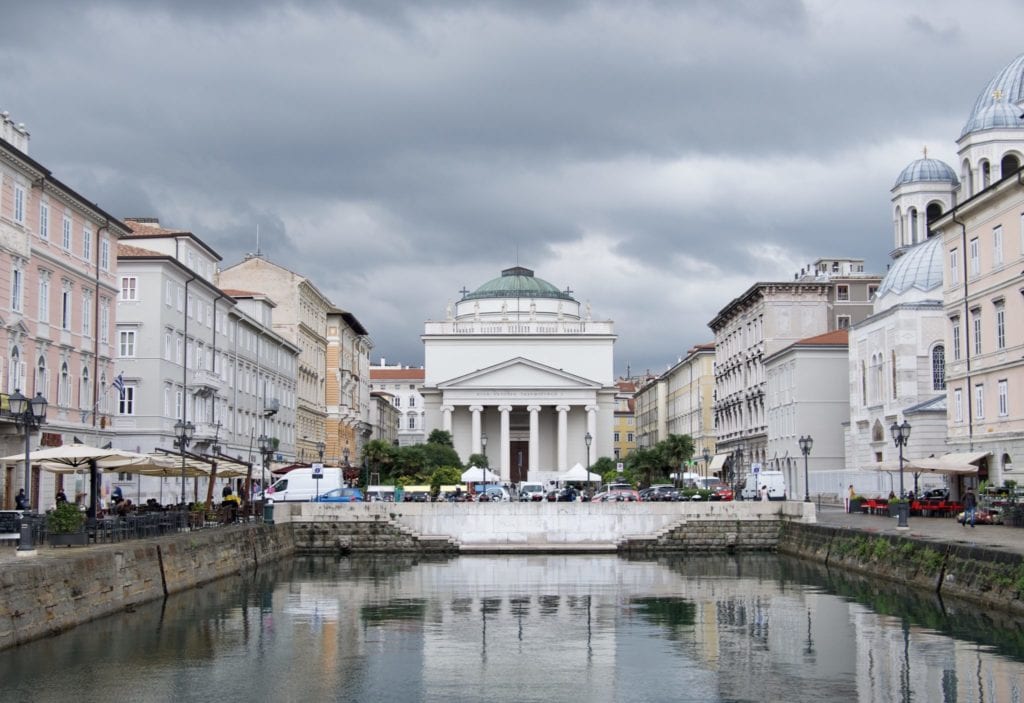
(477, 486, 510, 502)
(640, 485, 678, 501)
(701, 479, 734, 501)
(315, 487, 364, 503)
(518, 482, 546, 501)
(594, 488, 640, 502)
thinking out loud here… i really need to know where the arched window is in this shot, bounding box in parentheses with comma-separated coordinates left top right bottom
(894, 206, 902, 248)
(99, 372, 108, 414)
(1003, 453, 1014, 472)
(931, 345, 945, 390)
(81, 366, 91, 409)
(1001, 153, 1020, 178)
(962, 159, 973, 195)
(872, 420, 885, 443)
(926, 202, 943, 236)
(36, 356, 47, 398)
(981, 160, 991, 189)
(9, 347, 21, 393)
(909, 208, 919, 244)
(59, 362, 70, 406)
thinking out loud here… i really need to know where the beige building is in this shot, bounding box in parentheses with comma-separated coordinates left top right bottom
(218, 256, 333, 463)
(710, 259, 881, 486)
(612, 379, 637, 460)
(634, 375, 666, 452)
(326, 309, 372, 468)
(665, 343, 716, 462)
(370, 361, 427, 447)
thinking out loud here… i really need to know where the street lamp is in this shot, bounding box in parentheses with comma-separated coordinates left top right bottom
(584, 431, 593, 469)
(481, 432, 488, 498)
(174, 419, 195, 505)
(258, 434, 274, 495)
(798, 435, 813, 502)
(890, 419, 912, 529)
(316, 440, 325, 465)
(8, 390, 48, 510)
(702, 448, 711, 481)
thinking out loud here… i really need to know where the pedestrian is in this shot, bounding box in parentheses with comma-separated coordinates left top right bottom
(222, 483, 233, 499)
(963, 488, 977, 528)
(761, 485, 769, 503)
(55, 488, 67, 505)
(15, 488, 28, 511)
(846, 484, 855, 512)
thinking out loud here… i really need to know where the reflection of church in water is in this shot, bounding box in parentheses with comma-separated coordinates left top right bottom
(420, 267, 617, 482)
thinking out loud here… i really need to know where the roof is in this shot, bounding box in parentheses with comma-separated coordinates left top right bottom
(117, 243, 163, 258)
(893, 158, 958, 188)
(123, 218, 223, 260)
(793, 329, 849, 346)
(464, 266, 574, 301)
(371, 368, 425, 381)
(875, 236, 943, 308)
(961, 52, 1024, 138)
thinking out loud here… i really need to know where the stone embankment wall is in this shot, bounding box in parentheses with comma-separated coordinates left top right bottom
(778, 523, 1024, 616)
(0, 524, 293, 652)
(619, 519, 783, 553)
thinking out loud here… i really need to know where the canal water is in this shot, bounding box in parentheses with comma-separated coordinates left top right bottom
(2, 554, 1023, 702)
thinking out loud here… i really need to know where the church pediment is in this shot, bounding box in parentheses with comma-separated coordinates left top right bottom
(438, 357, 601, 390)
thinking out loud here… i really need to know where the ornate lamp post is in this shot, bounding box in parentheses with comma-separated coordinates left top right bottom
(174, 419, 195, 505)
(584, 431, 593, 470)
(798, 435, 813, 502)
(481, 432, 488, 498)
(258, 434, 274, 493)
(702, 447, 711, 481)
(316, 440, 325, 465)
(9, 390, 47, 554)
(890, 419, 912, 529)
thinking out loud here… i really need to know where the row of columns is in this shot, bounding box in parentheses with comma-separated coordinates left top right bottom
(441, 403, 598, 479)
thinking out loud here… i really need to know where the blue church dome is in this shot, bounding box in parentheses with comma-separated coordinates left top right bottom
(960, 53, 1024, 138)
(876, 236, 943, 303)
(893, 158, 958, 188)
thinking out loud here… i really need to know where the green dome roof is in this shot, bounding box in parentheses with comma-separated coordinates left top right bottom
(464, 266, 574, 300)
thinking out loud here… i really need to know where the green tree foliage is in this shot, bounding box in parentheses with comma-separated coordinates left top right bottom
(427, 429, 454, 447)
(627, 446, 665, 487)
(363, 439, 397, 480)
(466, 453, 489, 469)
(590, 456, 616, 477)
(659, 434, 695, 478)
(393, 445, 427, 478)
(422, 442, 462, 471)
(430, 466, 463, 494)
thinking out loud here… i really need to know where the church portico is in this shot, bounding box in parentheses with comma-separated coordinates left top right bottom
(421, 266, 616, 484)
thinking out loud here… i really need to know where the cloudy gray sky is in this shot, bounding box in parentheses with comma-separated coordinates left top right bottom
(3, 1, 1022, 375)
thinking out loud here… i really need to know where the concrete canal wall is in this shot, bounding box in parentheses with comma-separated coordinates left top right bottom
(276, 500, 813, 552)
(0, 524, 292, 651)
(777, 523, 1024, 617)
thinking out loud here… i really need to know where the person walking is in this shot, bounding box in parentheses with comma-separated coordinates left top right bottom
(963, 488, 977, 528)
(15, 488, 28, 511)
(846, 484, 855, 513)
(761, 485, 770, 503)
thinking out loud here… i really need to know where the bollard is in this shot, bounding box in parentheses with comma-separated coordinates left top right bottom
(16, 518, 36, 556)
(263, 499, 275, 525)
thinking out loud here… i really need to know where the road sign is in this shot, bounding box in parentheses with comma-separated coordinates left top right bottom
(312, 462, 324, 479)
(751, 463, 762, 474)
(616, 462, 624, 472)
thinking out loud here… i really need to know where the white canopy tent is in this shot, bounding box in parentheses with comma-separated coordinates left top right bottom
(560, 463, 602, 483)
(461, 466, 500, 483)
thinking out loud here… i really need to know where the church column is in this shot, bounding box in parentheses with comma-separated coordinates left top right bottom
(586, 404, 598, 467)
(499, 405, 512, 481)
(528, 405, 541, 473)
(556, 405, 570, 471)
(441, 405, 454, 434)
(470, 405, 483, 455)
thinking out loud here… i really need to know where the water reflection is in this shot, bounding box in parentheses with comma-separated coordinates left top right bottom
(1, 554, 1023, 702)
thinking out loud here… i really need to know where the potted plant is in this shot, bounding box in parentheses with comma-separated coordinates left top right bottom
(46, 502, 87, 547)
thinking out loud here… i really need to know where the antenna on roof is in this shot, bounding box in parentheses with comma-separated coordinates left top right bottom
(255, 223, 261, 258)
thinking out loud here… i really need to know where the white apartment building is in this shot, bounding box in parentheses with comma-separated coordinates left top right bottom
(370, 359, 426, 447)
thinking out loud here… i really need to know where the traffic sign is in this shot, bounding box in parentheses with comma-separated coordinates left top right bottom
(311, 462, 324, 479)
(751, 462, 762, 474)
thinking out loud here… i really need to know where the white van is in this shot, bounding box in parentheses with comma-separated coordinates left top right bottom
(517, 482, 546, 501)
(262, 467, 345, 502)
(741, 471, 786, 501)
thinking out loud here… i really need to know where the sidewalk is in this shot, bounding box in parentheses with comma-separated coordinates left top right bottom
(815, 504, 1024, 556)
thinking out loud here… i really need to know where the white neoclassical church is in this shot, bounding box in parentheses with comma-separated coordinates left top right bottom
(420, 266, 617, 483)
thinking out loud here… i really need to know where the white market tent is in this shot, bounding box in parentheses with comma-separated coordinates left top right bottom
(559, 463, 601, 483)
(461, 466, 500, 483)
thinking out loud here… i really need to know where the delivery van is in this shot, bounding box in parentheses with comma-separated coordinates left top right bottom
(740, 470, 786, 501)
(262, 467, 344, 502)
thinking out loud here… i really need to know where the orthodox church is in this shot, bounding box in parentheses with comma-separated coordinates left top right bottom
(420, 267, 617, 483)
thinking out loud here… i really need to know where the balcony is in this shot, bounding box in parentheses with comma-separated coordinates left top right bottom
(192, 369, 222, 397)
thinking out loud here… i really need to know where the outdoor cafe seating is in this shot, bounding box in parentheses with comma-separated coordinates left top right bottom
(856, 497, 963, 518)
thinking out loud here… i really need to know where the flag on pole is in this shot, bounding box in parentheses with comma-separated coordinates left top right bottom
(112, 373, 125, 400)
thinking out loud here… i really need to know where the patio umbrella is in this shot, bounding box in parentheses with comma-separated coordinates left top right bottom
(460, 466, 500, 483)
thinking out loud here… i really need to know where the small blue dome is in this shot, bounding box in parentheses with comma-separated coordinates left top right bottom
(893, 158, 958, 188)
(876, 236, 943, 301)
(960, 53, 1024, 138)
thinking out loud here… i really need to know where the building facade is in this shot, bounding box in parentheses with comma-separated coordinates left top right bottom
(326, 309, 372, 467)
(218, 256, 333, 463)
(612, 379, 637, 460)
(665, 343, 716, 462)
(370, 360, 426, 447)
(420, 266, 616, 483)
(1, 115, 129, 509)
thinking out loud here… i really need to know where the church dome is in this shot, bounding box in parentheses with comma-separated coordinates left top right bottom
(464, 266, 574, 300)
(960, 52, 1024, 138)
(893, 157, 958, 187)
(875, 236, 943, 311)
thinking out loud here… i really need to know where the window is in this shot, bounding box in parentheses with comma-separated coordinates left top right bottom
(627, 433, 634, 442)
(931, 345, 945, 390)
(100, 238, 110, 271)
(975, 384, 985, 420)
(164, 332, 172, 361)
(998, 380, 1009, 417)
(81, 291, 92, 336)
(11, 266, 23, 313)
(58, 363, 70, 407)
(80, 367, 90, 409)
(61, 287, 72, 330)
(949, 247, 959, 284)
(119, 330, 136, 357)
(836, 285, 849, 301)
(868, 285, 878, 299)
(165, 281, 172, 306)
(614, 432, 620, 442)
(954, 388, 963, 422)
(969, 237, 980, 276)
(993, 225, 1004, 266)
(837, 315, 850, 329)
(120, 276, 137, 301)
(407, 415, 416, 430)
(164, 385, 172, 416)
(995, 302, 1006, 350)
(62, 215, 72, 250)
(99, 299, 110, 343)
(951, 317, 961, 361)
(82, 226, 92, 260)
(13, 184, 25, 224)
(408, 396, 416, 407)
(39, 202, 49, 240)
(118, 385, 136, 415)
(37, 275, 50, 323)
(972, 309, 982, 355)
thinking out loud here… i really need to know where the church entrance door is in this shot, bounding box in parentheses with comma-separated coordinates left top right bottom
(509, 441, 529, 483)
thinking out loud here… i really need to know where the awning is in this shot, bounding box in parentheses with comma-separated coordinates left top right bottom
(708, 454, 729, 471)
(914, 451, 988, 474)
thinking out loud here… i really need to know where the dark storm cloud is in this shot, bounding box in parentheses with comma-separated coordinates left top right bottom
(2, 1, 1023, 373)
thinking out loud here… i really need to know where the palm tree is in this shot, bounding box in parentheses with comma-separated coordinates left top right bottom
(627, 447, 663, 488)
(363, 439, 396, 481)
(659, 434, 695, 485)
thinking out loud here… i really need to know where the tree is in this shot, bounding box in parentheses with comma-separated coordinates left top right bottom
(659, 434, 695, 482)
(430, 466, 463, 495)
(591, 456, 616, 478)
(422, 442, 462, 471)
(627, 447, 665, 488)
(427, 429, 454, 447)
(466, 453, 489, 469)
(363, 439, 397, 480)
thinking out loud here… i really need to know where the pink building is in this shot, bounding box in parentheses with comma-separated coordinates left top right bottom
(0, 112, 130, 509)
